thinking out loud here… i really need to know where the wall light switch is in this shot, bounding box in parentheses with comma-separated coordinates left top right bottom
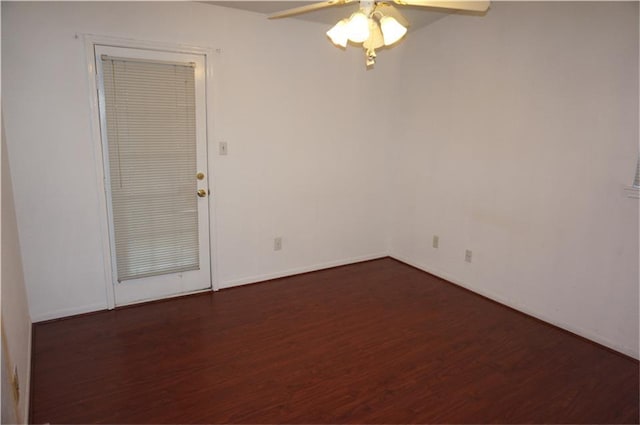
(219, 141, 228, 156)
(274, 237, 282, 251)
(432, 235, 439, 249)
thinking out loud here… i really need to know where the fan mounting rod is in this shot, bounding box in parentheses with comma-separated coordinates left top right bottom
(360, 0, 376, 15)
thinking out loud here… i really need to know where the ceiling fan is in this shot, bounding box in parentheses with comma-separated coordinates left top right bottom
(269, 0, 490, 67)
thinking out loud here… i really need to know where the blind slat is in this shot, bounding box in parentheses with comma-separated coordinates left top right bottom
(102, 57, 200, 282)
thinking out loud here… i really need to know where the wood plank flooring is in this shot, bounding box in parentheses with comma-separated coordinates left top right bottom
(31, 258, 639, 423)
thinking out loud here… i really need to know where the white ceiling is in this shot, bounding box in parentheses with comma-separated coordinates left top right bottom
(203, 1, 452, 30)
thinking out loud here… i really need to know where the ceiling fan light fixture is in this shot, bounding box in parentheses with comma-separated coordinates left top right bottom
(346, 11, 370, 43)
(326, 19, 349, 47)
(269, 0, 490, 68)
(380, 16, 407, 46)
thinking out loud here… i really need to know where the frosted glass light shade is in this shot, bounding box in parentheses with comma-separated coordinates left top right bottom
(327, 19, 349, 47)
(380, 16, 407, 46)
(346, 12, 370, 43)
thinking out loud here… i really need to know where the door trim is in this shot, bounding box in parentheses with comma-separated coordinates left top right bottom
(83, 34, 220, 309)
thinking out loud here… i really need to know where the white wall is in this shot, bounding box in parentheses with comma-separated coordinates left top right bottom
(1, 115, 32, 423)
(1, 1, 392, 321)
(389, 1, 639, 358)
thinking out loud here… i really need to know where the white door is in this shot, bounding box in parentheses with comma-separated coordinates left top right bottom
(95, 45, 211, 306)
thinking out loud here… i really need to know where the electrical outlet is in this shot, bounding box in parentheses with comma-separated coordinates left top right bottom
(432, 235, 439, 249)
(274, 237, 282, 251)
(219, 141, 228, 156)
(465, 249, 472, 263)
(11, 366, 19, 403)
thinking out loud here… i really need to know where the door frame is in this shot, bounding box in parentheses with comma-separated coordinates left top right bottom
(84, 34, 220, 309)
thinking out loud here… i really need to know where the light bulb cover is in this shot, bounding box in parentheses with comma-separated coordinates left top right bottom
(380, 16, 407, 46)
(326, 19, 349, 47)
(346, 12, 370, 43)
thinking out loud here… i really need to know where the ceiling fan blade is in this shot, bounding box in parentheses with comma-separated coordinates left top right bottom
(269, 0, 355, 19)
(375, 3, 409, 27)
(393, 0, 489, 12)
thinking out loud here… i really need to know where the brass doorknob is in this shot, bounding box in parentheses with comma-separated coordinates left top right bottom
(197, 189, 207, 198)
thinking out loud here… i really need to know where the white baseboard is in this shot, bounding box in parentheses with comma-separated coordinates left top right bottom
(391, 254, 639, 360)
(219, 252, 389, 289)
(31, 302, 108, 323)
(34, 254, 633, 360)
(31, 254, 390, 321)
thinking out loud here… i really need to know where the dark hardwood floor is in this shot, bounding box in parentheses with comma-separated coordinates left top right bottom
(31, 258, 639, 424)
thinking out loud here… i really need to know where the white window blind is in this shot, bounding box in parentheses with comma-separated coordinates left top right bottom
(101, 56, 199, 282)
